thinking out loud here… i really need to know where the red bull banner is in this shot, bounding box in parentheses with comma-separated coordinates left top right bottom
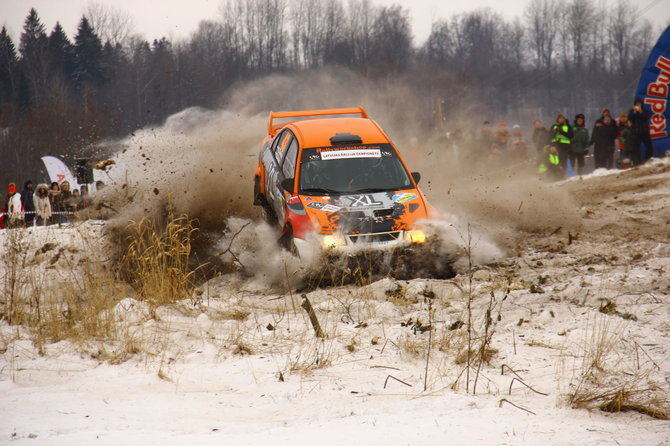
(634, 26, 670, 157)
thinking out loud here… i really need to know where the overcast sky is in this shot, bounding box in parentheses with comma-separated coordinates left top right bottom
(1, 0, 668, 46)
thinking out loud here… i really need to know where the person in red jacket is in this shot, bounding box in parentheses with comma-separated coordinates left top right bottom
(4, 183, 25, 228)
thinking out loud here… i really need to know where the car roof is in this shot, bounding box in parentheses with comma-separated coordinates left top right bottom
(287, 117, 390, 148)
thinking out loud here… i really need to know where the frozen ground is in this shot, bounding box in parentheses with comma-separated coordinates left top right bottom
(1, 159, 669, 445)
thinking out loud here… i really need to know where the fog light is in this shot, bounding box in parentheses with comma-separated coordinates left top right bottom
(322, 234, 346, 248)
(405, 230, 426, 244)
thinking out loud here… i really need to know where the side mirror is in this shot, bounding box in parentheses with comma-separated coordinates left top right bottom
(411, 172, 421, 185)
(280, 178, 294, 192)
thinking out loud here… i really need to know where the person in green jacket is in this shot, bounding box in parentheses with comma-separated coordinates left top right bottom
(550, 113, 573, 172)
(620, 119, 634, 167)
(570, 113, 589, 175)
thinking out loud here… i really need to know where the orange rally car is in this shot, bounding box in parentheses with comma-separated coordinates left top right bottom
(253, 107, 433, 255)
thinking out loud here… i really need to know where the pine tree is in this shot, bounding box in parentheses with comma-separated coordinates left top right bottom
(73, 16, 106, 86)
(48, 22, 76, 82)
(18, 8, 49, 106)
(19, 8, 47, 58)
(0, 26, 18, 105)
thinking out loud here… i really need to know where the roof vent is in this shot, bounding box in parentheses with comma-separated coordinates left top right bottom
(330, 133, 362, 145)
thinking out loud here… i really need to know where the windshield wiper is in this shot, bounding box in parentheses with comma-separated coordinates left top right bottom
(300, 187, 342, 195)
(351, 187, 395, 193)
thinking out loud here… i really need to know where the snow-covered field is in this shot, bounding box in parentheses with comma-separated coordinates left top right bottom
(1, 159, 669, 445)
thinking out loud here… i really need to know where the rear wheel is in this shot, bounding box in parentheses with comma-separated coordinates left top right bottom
(256, 193, 278, 226)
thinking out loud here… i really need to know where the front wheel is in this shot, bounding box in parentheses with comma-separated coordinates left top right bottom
(278, 226, 299, 256)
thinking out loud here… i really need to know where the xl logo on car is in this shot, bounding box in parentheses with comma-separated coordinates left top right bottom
(346, 194, 383, 208)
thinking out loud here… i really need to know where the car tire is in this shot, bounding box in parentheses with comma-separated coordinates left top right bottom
(278, 225, 298, 256)
(257, 194, 278, 226)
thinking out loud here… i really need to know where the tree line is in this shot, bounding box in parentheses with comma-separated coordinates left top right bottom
(0, 0, 663, 186)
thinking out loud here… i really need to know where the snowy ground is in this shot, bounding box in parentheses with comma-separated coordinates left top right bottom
(1, 160, 669, 445)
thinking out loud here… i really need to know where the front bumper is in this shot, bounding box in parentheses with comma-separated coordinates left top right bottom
(293, 229, 426, 259)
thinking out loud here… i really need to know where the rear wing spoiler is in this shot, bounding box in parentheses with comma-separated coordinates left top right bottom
(267, 107, 368, 136)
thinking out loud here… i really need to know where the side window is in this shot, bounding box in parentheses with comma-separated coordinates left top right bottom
(281, 137, 298, 178)
(272, 131, 292, 160)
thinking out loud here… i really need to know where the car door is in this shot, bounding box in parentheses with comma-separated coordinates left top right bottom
(266, 130, 296, 222)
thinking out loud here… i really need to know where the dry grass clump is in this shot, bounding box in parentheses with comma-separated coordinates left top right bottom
(1, 225, 130, 352)
(573, 385, 669, 420)
(289, 347, 334, 372)
(123, 215, 199, 306)
(34, 263, 128, 348)
(455, 347, 498, 365)
(2, 228, 32, 326)
(564, 315, 669, 420)
(397, 333, 426, 357)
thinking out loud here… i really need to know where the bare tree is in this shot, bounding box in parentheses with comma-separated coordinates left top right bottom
(425, 19, 453, 67)
(289, 0, 346, 68)
(369, 5, 412, 72)
(609, 0, 639, 76)
(347, 0, 377, 69)
(289, 0, 324, 68)
(242, 0, 288, 73)
(524, 0, 560, 72)
(565, 0, 595, 73)
(84, 2, 134, 46)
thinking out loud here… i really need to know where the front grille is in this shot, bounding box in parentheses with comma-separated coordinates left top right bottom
(348, 231, 401, 245)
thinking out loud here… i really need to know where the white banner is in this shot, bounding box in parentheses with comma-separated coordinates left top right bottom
(320, 148, 381, 160)
(41, 156, 79, 190)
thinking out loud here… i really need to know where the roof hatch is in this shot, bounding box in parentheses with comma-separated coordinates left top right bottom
(329, 133, 363, 145)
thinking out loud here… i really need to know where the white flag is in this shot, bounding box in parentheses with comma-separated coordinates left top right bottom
(41, 156, 79, 190)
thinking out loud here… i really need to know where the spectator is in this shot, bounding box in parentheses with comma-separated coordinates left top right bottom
(571, 114, 589, 175)
(72, 189, 81, 212)
(627, 98, 654, 164)
(21, 180, 35, 226)
(493, 122, 510, 151)
(615, 113, 629, 166)
(48, 182, 62, 224)
(595, 108, 612, 125)
(550, 114, 573, 172)
(617, 113, 628, 129)
(6, 183, 24, 228)
(34, 184, 52, 226)
(488, 143, 503, 161)
(60, 181, 74, 222)
(478, 121, 494, 155)
(532, 119, 551, 162)
(509, 124, 528, 161)
(538, 144, 563, 181)
(1, 186, 8, 228)
(79, 185, 91, 209)
(590, 115, 618, 169)
(620, 120, 634, 168)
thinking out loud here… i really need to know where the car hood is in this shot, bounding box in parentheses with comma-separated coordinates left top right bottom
(289, 190, 428, 236)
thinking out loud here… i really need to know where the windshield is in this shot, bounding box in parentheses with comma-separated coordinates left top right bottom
(299, 143, 412, 195)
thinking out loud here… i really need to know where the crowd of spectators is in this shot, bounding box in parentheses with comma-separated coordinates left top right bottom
(0, 180, 104, 229)
(427, 98, 657, 181)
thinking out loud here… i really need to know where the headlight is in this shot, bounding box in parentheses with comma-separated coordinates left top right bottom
(322, 234, 346, 248)
(405, 230, 426, 244)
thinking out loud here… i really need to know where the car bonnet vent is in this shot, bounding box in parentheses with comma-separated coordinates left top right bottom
(330, 133, 362, 145)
